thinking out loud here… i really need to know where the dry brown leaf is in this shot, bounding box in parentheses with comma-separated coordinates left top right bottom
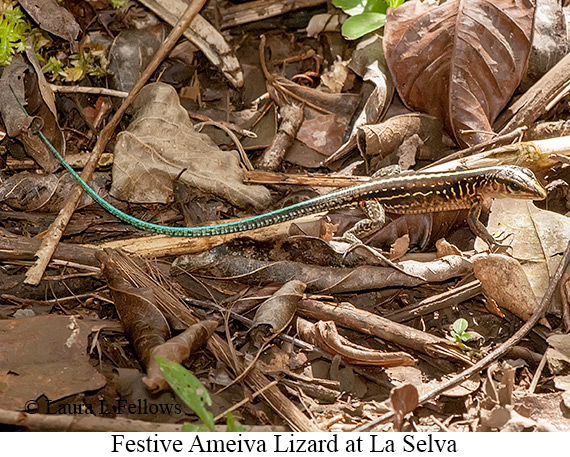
(471, 254, 547, 324)
(299, 320, 415, 367)
(249, 280, 306, 346)
(143, 320, 218, 393)
(0, 171, 107, 212)
(0, 57, 63, 172)
(297, 113, 348, 156)
(19, 0, 80, 42)
(0, 315, 106, 410)
(480, 405, 536, 431)
(435, 239, 461, 258)
(390, 384, 419, 432)
(101, 257, 171, 369)
(384, 0, 534, 146)
(478, 199, 570, 312)
(111, 82, 271, 210)
(108, 26, 167, 94)
(389, 235, 410, 260)
(357, 114, 448, 169)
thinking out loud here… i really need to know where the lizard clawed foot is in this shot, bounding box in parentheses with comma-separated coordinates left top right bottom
(332, 233, 366, 263)
(487, 231, 514, 254)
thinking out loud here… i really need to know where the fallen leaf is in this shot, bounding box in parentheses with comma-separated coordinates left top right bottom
(0, 56, 63, 172)
(472, 254, 547, 324)
(514, 392, 569, 431)
(249, 280, 306, 346)
(101, 257, 171, 369)
(384, 0, 534, 146)
(19, 0, 80, 42)
(478, 199, 570, 312)
(143, 320, 218, 393)
(112, 82, 271, 210)
(298, 320, 415, 367)
(546, 334, 570, 376)
(297, 113, 348, 156)
(390, 384, 419, 432)
(480, 405, 536, 431)
(0, 315, 106, 410)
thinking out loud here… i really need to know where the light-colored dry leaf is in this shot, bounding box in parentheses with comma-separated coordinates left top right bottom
(249, 280, 306, 346)
(389, 234, 410, 260)
(472, 254, 547, 324)
(435, 238, 461, 257)
(477, 199, 570, 312)
(112, 82, 271, 210)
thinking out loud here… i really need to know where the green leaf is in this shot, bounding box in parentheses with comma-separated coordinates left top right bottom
(226, 412, 248, 432)
(334, 0, 367, 16)
(363, 0, 388, 14)
(452, 318, 469, 335)
(332, 0, 364, 10)
(0, 5, 32, 67)
(181, 423, 211, 432)
(459, 332, 471, 342)
(388, 0, 406, 7)
(341, 13, 386, 39)
(157, 357, 214, 432)
(110, 0, 128, 8)
(42, 56, 64, 76)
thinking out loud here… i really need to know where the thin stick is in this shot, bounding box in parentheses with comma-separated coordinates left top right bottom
(528, 351, 548, 394)
(49, 84, 128, 98)
(213, 380, 279, 423)
(354, 238, 570, 431)
(24, 0, 208, 285)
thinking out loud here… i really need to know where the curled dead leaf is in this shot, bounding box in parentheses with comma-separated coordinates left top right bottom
(249, 280, 306, 346)
(143, 320, 218, 393)
(99, 254, 171, 369)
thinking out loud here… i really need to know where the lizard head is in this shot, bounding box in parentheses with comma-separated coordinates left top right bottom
(481, 165, 547, 200)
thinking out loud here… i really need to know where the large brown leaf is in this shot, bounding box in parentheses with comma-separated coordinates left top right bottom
(384, 0, 534, 147)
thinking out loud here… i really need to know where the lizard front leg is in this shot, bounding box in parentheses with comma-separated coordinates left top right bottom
(468, 200, 509, 251)
(340, 199, 386, 243)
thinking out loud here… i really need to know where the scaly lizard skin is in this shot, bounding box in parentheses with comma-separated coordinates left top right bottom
(11, 87, 545, 244)
(35, 124, 546, 244)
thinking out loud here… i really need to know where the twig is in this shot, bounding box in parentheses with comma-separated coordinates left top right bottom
(24, 0, 208, 285)
(527, 351, 548, 394)
(559, 273, 570, 332)
(423, 128, 525, 171)
(354, 238, 570, 431)
(187, 112, 257, 138)
(384, 280, 482, 322)
(256, 103, 304, 171)
(213, 381, 279, 423)
(0, 407, 284, 432)
(194, 120, 254, 170)
(49, 84, 128, 98)
(220, 0, 326, 29)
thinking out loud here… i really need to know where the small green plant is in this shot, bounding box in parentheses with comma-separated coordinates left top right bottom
(157, 357, 247, 432)
(450, 318, 471, 345)
(110, 0, 128, 9)
(0, 1, 51, 66)
(333, 0, 406, 40)
(42, 56, 65, 77)
(42, 45, 108, 82)
(0, 2, 29, 65)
